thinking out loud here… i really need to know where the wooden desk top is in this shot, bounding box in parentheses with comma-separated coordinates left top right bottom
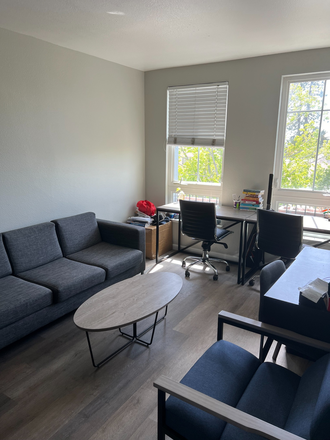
(303, 215, 330, 234)
(74, 272, 183, 332)
(265, 247, 330, 305)
(157, 203, 256, 222)
(245, 211, 330, 234)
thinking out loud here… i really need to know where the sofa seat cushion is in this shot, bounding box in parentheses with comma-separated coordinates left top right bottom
(284, 353, 330, 440)
(67, 242, 143, 279)
(52, 212, 102, 256)
(165, 340, 261, 440)
(220, 362, 300, 440)
(0, 275, 53, 329)
(18, 258, 106, 303)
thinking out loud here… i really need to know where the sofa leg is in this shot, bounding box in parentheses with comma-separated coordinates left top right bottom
(141, 270, 144, 275)
(158, 389, 166, 440)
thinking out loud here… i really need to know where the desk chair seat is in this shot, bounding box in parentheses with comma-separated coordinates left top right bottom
(180, 200, 233, 281)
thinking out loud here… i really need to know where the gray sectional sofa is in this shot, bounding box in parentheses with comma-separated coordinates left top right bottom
(0, 212, 145, 350)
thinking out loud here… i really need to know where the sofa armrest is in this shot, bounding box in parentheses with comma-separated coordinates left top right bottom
(154, 376, 304, 440)
(97, 219, 146, 255)
(218, 311, 330, 353)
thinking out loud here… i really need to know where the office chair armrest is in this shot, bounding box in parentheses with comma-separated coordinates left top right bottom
(154, 375, 305, 440)
(218, 311, 330, 352)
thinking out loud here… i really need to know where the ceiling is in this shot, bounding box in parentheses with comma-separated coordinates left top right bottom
(1, 0, 330, 72)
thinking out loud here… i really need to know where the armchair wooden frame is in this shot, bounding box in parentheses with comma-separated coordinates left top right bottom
(154, 311, 330, 440)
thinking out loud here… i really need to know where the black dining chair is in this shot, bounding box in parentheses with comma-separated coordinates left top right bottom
(248, 209, 303, 286)
(179, 200, 233, 280)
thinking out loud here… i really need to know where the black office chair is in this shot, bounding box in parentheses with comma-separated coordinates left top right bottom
(248, 209, 303, 286)
(259, 260, 286, 362)
(179, 200, 233, 280)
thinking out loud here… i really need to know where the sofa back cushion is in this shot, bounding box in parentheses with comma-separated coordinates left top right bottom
(0, 234, 12, 278)
(3, 223, 63, 273)
(284, 353, 330, 440)
(52, 212, 101, 256)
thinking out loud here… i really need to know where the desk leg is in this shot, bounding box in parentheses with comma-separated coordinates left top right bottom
(178, 212, 181, 251)
(241, 221, 248, 285)
(156, 209, 160, 264)
(237, 221, 243, 284)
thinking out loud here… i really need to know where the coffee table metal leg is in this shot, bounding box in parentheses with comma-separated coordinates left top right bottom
(85, 306, 168, 368)
(86, 331, 135, 368)
(120, 311, 159, 346)
(119, 305, 168, 342)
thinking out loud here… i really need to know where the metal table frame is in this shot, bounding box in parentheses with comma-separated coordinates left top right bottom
(155, 203, 255, 284)
(85, 307, 168, 368)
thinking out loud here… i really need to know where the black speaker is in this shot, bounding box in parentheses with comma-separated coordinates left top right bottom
(266, 174, 273, 210)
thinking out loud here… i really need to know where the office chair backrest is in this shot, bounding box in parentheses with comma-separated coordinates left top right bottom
(260, 260, 286, 296)
(259, 260, 286, 321)
(257, 209, 303, 259)
(179, 200, 217, 241)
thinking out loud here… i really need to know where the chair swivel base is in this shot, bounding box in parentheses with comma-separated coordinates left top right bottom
(182, 250, 230, 281)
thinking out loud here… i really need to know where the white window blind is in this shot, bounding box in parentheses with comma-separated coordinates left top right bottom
(167, 82, 229, 147)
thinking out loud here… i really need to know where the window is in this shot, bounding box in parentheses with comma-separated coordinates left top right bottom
(166, 82, 228, 203)
(273, 72, 330, 211)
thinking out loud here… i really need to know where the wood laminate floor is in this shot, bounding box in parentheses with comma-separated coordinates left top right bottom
(0, 254, 311, 440)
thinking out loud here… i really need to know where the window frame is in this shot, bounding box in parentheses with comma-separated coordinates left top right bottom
(273, 71, 330, 211)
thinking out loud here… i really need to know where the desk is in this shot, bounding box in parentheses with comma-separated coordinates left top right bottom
(156, 203, 255, 284)
(241, 212, 330, 285)
(262, 246, 330, 350)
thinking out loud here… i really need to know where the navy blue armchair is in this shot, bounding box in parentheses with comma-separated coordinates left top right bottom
(154, 311, 330, 440)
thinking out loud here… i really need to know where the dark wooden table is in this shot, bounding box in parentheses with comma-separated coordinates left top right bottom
(262, 247, 330, 353)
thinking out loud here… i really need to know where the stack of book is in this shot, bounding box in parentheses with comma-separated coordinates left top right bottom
(240, 189, 264, 210)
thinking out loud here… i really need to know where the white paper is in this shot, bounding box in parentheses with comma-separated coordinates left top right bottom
(299, 278, 328, 303)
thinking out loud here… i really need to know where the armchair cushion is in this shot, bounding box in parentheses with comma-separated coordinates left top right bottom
(52, 212, 102, 256)
(165, 340, 260, 440)
(285, 353, 330, 440)
(221, 363, 300, 440)
(17, 258, 105, 303)
(67, 242, 143, 280)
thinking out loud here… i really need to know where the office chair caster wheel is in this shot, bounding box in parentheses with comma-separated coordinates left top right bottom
(249, 279, 255, 286)
(213, 274, 218, 281)
(226, 266, 230, 272)
(185, 270, 190, 278)
(182, 261, 186, 268)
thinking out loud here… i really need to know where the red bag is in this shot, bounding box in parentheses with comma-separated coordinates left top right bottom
(137, 200, 156, 217)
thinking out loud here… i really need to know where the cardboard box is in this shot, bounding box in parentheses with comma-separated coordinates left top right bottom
(145, 221, 173, 259)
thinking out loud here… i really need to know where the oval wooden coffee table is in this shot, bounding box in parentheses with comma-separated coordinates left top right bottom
(74, 272, 183, 367)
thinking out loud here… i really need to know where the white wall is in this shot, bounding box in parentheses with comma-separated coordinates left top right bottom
(0, 28, 145, 232)
(145, 47, 330, 208)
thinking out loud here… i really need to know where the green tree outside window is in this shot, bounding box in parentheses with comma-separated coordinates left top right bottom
(281, 80, 330, 191)
(177, 146, 223, 184)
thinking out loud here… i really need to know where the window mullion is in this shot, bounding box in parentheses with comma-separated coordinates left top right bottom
(312, 81, 326, 190)
(197, 147, 200, 182)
